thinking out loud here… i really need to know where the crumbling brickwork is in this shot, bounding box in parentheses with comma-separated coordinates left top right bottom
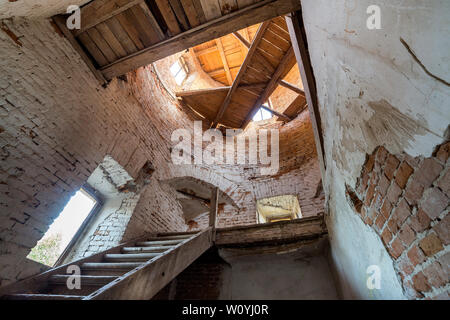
(349, 142, 449, 299)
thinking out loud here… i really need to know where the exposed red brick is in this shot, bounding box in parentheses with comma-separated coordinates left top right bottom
(415, 158, 443, 188)
(423, 261, 447, 288)
(386, 182, 402, 205)
(433, 214, 449, 245)
(395, 161, 414, 188)
(404, 177, 425, 205)
(435, 141, 450, 163)
(412, 272, 431, 293)
(381, 228, 393, 246)
(436, 168, 449, 197)
(407, 246, 426, 266)
(364, 181, 376, 207)
(389, 237, 405, 259)
(375, 146, 388, 163)
(365, 153, 376, 173)
(408, 209, 431, 233)
(384, 155, 400, 180)
(387, 215, 399, 233)
(391, 198, 411, 228)
(380, 200, 392, 219)
(420, 188, 448, 220)
(374, 213, 387, 231)
(419, 233, 444, 256)
(377, 174, 390, 197)
(398, 256, 414, 276)
(397, 223, 416, 248)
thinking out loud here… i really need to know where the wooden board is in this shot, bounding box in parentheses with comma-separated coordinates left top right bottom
(100, 0, 301, 79)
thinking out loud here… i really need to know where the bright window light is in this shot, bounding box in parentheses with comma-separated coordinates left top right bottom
(27, 189, 97, 266)
(252, 105, 273, 122)
(170, 59, 187, 85)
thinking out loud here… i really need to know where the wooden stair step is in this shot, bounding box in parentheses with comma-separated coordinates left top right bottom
(49, 275, 118, 286)
(3, 293, 84, 300)
(135, 239, 184, 246)
(81, 262, 143, 270)
(122, 246, 172, 253)
(103, 253, 160, 262)
(150, 234, 193, 240)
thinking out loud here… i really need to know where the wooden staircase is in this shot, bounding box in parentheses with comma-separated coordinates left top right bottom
(0, 229, 212, 300)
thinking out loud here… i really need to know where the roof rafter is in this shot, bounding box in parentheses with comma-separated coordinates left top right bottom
(211, 21, 271, 128)
(241, 46, 296, 129)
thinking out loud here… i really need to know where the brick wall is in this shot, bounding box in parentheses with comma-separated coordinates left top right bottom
(348, 142, 449, 299)
(0, 16, 325, 286)
(0, 18, 187, 286)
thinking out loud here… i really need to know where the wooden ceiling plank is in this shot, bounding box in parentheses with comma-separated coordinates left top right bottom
(95, 22, 128, 58)
(233, 31, 277, 73)
(87, 27, 118, 63)
(77, 32, 109, 67)
(169, 0, 190, 30)
(100, 0, 301, 79)
(155, 0, 182, 36)
(241, 46, 295, 128)
(279, 95, 307, 120)
(200, 0, 222, 20)
(216, 38, 234, 85)
(138, 2, 166, 41)
(232, 31, 250, 48)
(212, 20, 270, 127)
(53, 15, 106, 84)
(181, 0, 201, 27)
(105, 17, 138, 54)
(196, 45, 219, 56)
(191, 0, 207, 24)
(74, 0, 145, 36)
(115, 12, 145, 50)
(278, 79, 305, 96)
(128, 6, 161, 46)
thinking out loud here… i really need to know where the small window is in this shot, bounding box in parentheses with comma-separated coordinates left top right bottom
(252, 104, 273, 122)
(256, 195, 302, 224)
(27, 188, 99, 266)
(170, 58, 188, 85)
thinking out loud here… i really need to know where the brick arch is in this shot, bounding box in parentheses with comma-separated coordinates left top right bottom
(163, 164, 252, 209)
(347, 142, 449, 299)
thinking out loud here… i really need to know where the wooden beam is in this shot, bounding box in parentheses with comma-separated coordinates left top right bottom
(286, 12, 326, 180)
(209, 187, 219, 240)
(176, 86, 230, 97)
(233, 30, 277, 78)
(100, 0, 301, 79)
(52, 15, 107, 85)
(176, 83, 267, 97)
(212, 21, 270, 127)
(74, 0, 145, 36)
(215, 216, 326, 246)
(241, 46, 296, 128)
(85, 228, 213, 299)
(215, 38, 233, 85)
(278, 79, 305, 96)
(233, 31, 250, 48)
(260, 105, 291, 121)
